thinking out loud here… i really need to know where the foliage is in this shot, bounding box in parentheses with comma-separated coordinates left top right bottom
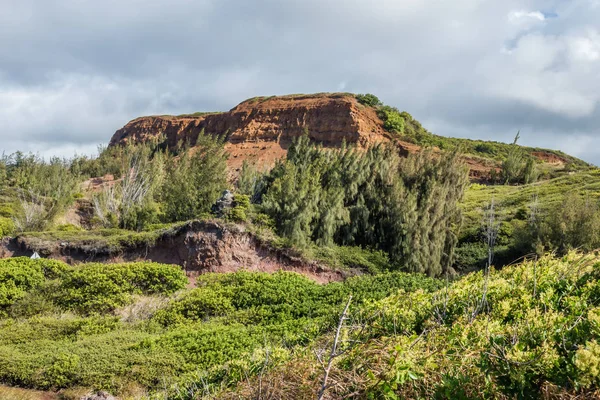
(355, 93, 382, 107)
(1, 153, 81, 231)
(499, 132, 539, 185)
(0, 257, 186, 317)
(261, 136, 469, 276)
(159, 131, 229, 222)
(91, 142, 165, 231)
(55, 262, 187, 314)
(236, 161, 268, 203)
(0, 217, 14, 238)
(228, 194, 251, 222)
(376, 105, 406, 133)
(0, 258, 69, 315)
(0, 264, 439, 395)
(525, 193, 600, 255)
(223, 254, 600, 399)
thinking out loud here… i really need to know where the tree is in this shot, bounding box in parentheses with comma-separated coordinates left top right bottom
(500, 131, 538, 185)
(159, 131, 228, 222)
(261, 136, 470, 276)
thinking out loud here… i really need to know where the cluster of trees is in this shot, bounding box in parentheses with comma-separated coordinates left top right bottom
(91, 132, 229, 230)
(0, 132, 229, 233)
(242, 136, 469, 276)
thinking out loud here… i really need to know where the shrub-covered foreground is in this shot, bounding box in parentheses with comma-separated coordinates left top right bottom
(0, 257, 441, 397)
(5, 255, 600, 398)
(223, 253, 600, 399)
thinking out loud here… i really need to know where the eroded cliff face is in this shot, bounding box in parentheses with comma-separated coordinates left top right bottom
(110, 93, 391, 173)
(1, 221, 350, 284)
(109, 93, 573, 181)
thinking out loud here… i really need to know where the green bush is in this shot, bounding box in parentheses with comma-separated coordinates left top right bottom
(0, 258, 69, 314)
(377, 106, 405, 133)
(0, 217, 14, 237)
(56, 262, 187, 314)
(355, 93, 382, 107)
(228, 194, 250, 222)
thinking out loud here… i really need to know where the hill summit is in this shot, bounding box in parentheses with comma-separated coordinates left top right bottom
(110, 93, 392, 173)
(110, 92, 587, 179)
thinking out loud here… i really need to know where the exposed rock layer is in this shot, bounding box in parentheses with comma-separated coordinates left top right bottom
(110, 93, 391, 173)
(0, 221, 350, 284)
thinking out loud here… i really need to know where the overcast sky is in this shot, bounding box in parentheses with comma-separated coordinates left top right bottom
(1, 0, 599, 164)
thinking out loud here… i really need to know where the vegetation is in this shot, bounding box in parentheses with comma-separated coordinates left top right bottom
(1, 92, 599, 398)
(0, 257, 440, 397)
(223, 253, 600, 399)
(354, 94, 589, 170)
(258, 136, 469, 276)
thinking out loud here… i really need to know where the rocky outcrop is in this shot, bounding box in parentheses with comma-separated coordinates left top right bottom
(110, 93, 391, 174)
(109, 93, 582, 182)
(110, 93, 388, 148)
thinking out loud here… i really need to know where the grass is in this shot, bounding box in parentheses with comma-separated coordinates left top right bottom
(18, 221, 188, 255)
(461, 169, 600, 230)
(175, 111, 223, 118)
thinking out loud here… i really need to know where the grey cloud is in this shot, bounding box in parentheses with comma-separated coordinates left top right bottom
(0, 0, 599, 164)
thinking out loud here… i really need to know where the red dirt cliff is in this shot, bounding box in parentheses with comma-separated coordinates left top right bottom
(110, 93, 392, 173)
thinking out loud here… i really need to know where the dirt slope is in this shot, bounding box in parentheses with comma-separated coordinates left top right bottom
(1, 221, 352, 283)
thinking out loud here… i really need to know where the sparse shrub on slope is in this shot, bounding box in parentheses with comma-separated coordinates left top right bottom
(355, 93, 382, 107)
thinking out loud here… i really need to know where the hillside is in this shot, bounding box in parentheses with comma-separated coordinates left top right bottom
(110, 93, 590, 181)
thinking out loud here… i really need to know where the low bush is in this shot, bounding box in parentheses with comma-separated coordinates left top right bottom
(0, 258, 69, 314)
(0, 217, 14, 237)
(56, 262, 187, 314)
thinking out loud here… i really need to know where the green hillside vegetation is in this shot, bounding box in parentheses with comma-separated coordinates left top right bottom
(0, 257, 440, 397)
(220, 253, 600, 399)
(1, 93, 600, 398)
(455, 169, 600, 271)
(355, 93, 589, 171)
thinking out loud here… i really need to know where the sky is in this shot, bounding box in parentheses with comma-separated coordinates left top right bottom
(1, 0, 599, 164)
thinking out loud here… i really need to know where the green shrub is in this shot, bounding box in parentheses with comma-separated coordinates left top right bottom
(56, 262, 187, 314)
(355, 93, 382, 107)
(377, 106, 405, 133)
(0, 217, 14, 237)
(0, 258, 69, 314)
(228, 194, 250, 222)
(55, 223, 82, 232)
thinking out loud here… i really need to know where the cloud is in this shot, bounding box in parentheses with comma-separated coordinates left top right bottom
(0, 0, 599, 164)
(509, 10, 546, 23)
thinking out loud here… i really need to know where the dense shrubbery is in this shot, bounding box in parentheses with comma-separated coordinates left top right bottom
(223, 254, 600, 399)
(258, 136, 469, 276)
(56, 262, 187, 314)
(0, 259, 440, 395)
(0, 258, 186, 316)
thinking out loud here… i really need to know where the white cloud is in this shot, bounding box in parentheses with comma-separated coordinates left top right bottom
(508, 10, 546, 23)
